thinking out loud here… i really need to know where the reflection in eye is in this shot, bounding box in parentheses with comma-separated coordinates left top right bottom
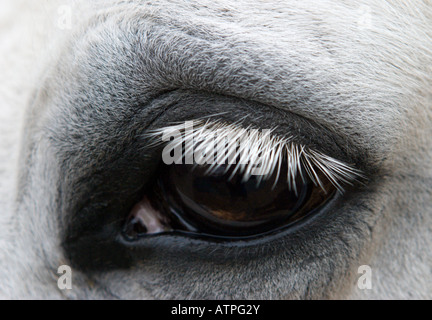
(123, 120, 362, 241)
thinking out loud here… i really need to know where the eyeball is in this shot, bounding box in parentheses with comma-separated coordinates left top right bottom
(122, 120, 361, 241)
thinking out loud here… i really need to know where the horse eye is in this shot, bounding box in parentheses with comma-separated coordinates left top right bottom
(122, 161, 336, 241)
(121, 121, 361, 242)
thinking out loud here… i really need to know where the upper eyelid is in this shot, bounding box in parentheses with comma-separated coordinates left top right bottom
(148, 119, 364, 193)
(43, 14, 371, 169)
(57, 16, 364, 137)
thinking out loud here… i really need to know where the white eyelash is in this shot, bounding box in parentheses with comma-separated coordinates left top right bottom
(147, 119, 363, 193)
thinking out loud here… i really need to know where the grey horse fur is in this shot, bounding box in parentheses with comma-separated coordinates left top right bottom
(0, 0, 431, 299)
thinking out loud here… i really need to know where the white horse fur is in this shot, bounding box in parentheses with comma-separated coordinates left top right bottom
(0, 0, 431, 299)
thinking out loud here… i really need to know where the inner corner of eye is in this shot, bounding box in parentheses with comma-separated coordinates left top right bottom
(122, 196, 172, 241)
(122, 121, 359, 241)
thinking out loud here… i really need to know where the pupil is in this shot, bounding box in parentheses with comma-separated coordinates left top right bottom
(152, 163, 315, 237)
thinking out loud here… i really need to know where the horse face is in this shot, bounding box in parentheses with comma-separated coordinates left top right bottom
(0, 0, 431, 299)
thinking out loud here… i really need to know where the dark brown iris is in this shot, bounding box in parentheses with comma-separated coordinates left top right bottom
(148, 162, 335, 238)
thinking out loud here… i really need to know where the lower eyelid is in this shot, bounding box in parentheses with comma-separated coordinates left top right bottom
(118, 190, 343, 248)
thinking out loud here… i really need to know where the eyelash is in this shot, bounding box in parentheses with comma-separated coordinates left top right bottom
(147, 119, 364, 194)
